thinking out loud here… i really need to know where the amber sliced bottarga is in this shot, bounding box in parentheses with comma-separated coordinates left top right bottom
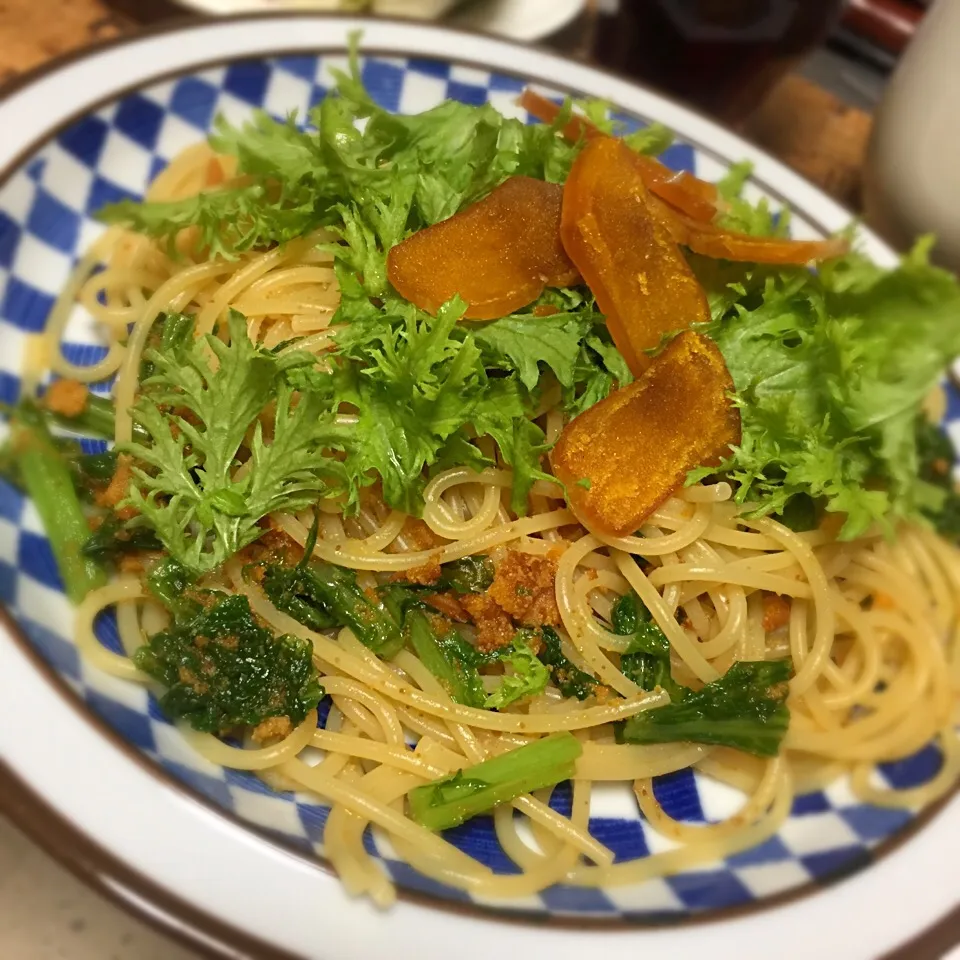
(551, 331, 741, 538)
(521, 88, 850, 266)
(386, 176, 580, 320)
(646, 194, 850, 265)
(518, 89, 719, 223)
(561, 136, 711, 375)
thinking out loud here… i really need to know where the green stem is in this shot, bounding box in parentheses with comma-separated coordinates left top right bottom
(405, 608, 484, 708)
(407, 732, 582, 832)
(303, 562, 404, 658)
(10, 402, 106, 603)
(48, 393, 149, 443)
(621, 714, 788, 757)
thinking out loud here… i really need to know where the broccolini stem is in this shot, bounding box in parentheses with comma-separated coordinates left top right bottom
(303, 562, 404, 658)
(4, 392, 148, 444)
(407, 732, 582, 831)
(10, 402, 106, 603)
(48, 392, 150, 443)
(404, 608, 483, 708)
(53, 392, 114, 437)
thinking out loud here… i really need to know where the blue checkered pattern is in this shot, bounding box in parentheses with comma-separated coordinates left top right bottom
(0, 52, 949, 919)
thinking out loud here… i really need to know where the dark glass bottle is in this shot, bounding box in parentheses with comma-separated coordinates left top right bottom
(592, 0, 846, 123)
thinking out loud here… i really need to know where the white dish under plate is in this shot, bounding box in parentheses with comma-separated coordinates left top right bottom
(170, 0, 587, 42)
(0, 13, 957, 960)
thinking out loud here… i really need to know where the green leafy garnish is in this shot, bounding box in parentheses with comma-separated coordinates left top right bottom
(100, 39, 581, 269)
(134, 591, 323, 733)
(916, 416, 960, 540)
(621, 660, 791, 758)
(288, 295, 622, 518)
(612, 592, 671, 657)
(609, 591, 789, 755)
(4, 402, 106, 602)
(538, 626, 598, 701)
(714, 161, 790, 238)
(261, 556, 405, 658)
(100, 44, 637, 526)
(692, 237, 960, 538)
(484, 633, 550, 709)
(435, 555, 495, 594)
(122, 311, 346, 575)
(405, 608, 488, 708)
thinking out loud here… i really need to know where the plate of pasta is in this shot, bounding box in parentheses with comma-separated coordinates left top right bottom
(0, 13, 958, 960)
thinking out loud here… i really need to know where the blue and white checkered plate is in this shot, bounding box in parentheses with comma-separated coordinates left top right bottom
(0, 15, 957, 960)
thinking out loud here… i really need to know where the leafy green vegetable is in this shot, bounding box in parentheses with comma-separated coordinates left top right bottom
(261, 564, 338, 632)
(97, 43, 638, 526)
(610, 592, 791, 756)
(484, 633, 549, 709)
(261, 558, 405, 658)
(538, 626, 597, 700)
(100, 35, 960, 549)
(405, 608, 487, 708)
(407, 732, 582, 831)
(611, 592, 685, 701)
(134, 591, 323, 733)
(72, 450, 118, 484)
(289, 297, 566, 517)
(99, 183, 322, 263)
(620, 649, 679, 701)
(0, 399, 126, 498)
(471, 311, 594, 392)
(122, 310, 347, 574)
(101, 40, 580, 271)
(139, 313, 197, 382)
(777, 492, 819, 534)
(296, 297, 490, 514)
(435, 555, 495, 594)
(146, 557, 200, 622)
(692, 238, 960, 538)
(6, 402, 106, 603)
(573, 99, 674, 156)
(82, 515, 163, 568)
(915, 416, 960, 540)
(621, 660, 791, 757)
(0, 435, 114, 499)
(714, 161, 790, 238)
(611, 593, 671, 657)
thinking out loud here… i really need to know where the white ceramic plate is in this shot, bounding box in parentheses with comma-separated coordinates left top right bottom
(0, 14, 958, 960)
(171, 0, 587, 42)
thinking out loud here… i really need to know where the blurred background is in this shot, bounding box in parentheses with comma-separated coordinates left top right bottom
(0, 1, 950, 958)
(0, 0, 938, 215)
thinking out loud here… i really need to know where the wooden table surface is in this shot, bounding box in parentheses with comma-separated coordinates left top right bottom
(0, 0, 875, 211)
